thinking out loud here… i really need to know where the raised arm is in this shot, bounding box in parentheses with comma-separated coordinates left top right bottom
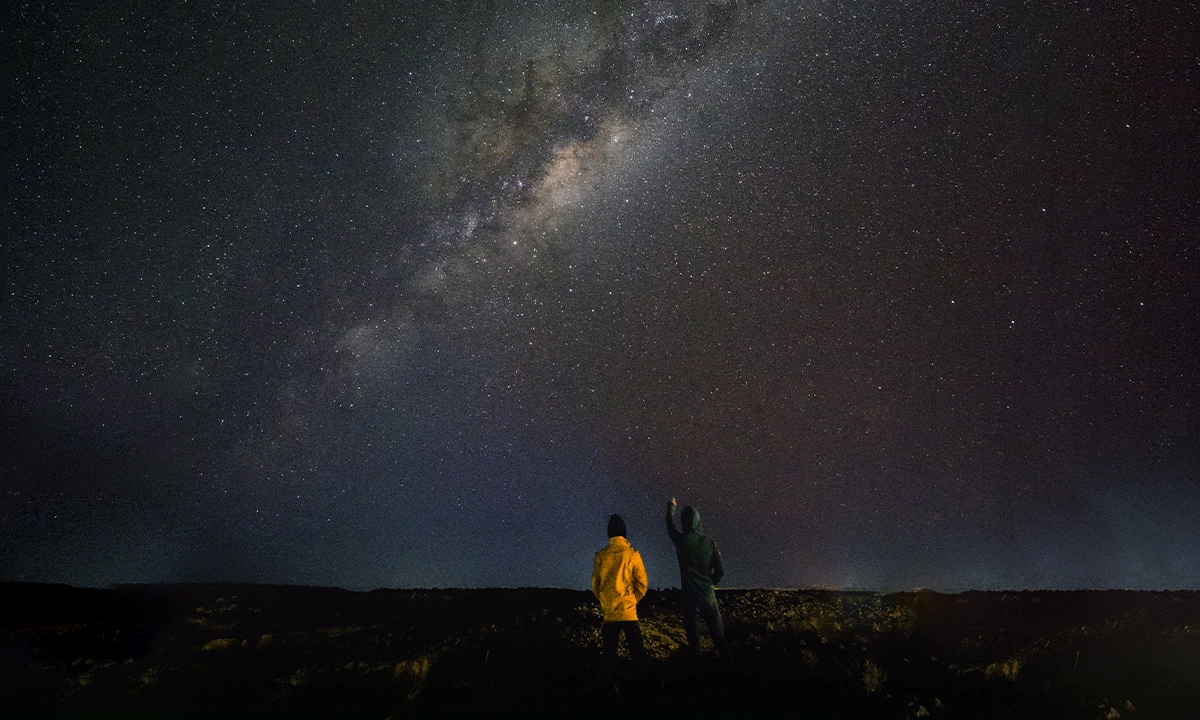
(710, 543, 725, 586)
(665, 498, 682, 542)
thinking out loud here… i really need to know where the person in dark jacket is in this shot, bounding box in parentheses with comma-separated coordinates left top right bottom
(665, 497, 729, 660)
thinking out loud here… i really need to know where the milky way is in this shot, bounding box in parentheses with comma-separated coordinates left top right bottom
(3, 0, 1198, 590)
(330, 2, 767, 400)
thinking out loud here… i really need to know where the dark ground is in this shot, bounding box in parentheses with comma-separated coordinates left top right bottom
(2, 583, 1198, 717)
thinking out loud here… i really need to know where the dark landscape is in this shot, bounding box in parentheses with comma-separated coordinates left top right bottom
(3, 583, 1198, 717)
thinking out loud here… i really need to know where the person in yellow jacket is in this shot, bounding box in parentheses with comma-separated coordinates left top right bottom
(591, 514, 648, 669)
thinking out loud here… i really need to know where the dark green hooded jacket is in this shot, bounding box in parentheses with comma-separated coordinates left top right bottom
(666, 503, 725, 606)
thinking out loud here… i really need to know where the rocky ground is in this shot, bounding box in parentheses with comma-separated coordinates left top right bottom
(3, 583, 1198, 717)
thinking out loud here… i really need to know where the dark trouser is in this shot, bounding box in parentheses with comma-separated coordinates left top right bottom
(602, 621, 647, 669)
(683, 599, 729, 658)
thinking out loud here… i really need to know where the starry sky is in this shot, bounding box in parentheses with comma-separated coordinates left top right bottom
(3, 0, 1198, 591)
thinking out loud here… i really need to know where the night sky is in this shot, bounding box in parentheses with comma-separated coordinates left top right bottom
(3, 0, 1198, 591)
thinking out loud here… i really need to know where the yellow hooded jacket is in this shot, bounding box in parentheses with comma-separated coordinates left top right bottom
(591, 536, 648, 622)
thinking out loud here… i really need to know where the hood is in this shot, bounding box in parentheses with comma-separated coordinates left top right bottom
(681, 505, 701, 534)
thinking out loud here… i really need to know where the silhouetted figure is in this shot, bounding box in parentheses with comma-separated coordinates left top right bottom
(591, 514, 649, 671)
(666, 497, 730, 661)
